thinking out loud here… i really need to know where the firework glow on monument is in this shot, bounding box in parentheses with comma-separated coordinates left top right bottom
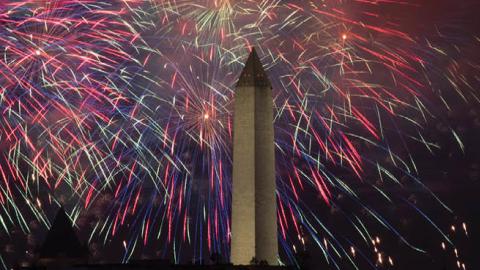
(0, 0, 478, 269)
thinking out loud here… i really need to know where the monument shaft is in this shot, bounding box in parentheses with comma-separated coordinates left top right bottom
(231, 49, 278, 265)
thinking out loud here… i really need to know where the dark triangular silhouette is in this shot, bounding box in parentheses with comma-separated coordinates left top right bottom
(237, 48, 271, 88)
(37, 207, 88, 266)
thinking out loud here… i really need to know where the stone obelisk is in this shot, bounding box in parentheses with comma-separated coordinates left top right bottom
(231, 48, 278, 265)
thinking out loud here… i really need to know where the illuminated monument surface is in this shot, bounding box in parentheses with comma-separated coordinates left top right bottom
(231, 48, 278, 265)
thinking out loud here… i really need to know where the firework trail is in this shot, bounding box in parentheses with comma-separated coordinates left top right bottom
(1, 0, 479, 269)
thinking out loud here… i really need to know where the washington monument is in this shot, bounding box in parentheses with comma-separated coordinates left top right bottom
(231, 48, 278, 265)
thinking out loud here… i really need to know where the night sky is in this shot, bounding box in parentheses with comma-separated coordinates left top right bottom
(0, 1, 479, 270)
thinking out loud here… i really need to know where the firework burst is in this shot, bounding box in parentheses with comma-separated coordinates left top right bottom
(0, 0, 154, 238)
(1, 0, 479, 269)
(143, 0, 479, 267)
